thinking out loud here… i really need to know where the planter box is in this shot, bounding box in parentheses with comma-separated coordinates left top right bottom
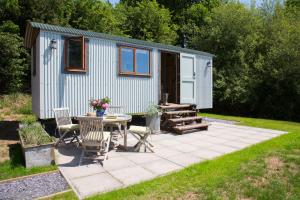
(19, 124, 55, 168)
(146, 113, 162, 134)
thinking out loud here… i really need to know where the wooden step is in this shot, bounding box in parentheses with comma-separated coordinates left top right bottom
(159, 103, 191, 110)
(164, 110, 196, 115)
(168, 116, 203, 125)
(173, 123, 209, 134)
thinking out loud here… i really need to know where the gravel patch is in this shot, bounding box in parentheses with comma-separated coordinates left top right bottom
(203, 117, 238, 125)
(0, 171, 69, 200)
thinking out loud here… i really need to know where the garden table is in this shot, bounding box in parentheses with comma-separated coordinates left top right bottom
(80, 114, 132, 150)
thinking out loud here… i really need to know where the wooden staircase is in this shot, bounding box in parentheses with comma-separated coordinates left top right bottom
(159, 103, 209, 134)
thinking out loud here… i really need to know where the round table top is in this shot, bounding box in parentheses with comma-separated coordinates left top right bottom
(102, 114, 132, 123)
(80, 114, 132, 123)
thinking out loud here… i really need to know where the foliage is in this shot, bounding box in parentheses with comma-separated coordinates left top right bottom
(286, 0, 300, 8)
(146, 103, 161, 116)
(188, 2, 300, 121)
(0, 23, 29, 93)
(118, 0, 178, 44)
(19, 122, 54, 146)
(0, 0, 20, 23)
(70, 0, 123, 35)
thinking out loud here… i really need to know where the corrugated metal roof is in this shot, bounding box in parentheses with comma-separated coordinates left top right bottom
(25, 22, 214, 57)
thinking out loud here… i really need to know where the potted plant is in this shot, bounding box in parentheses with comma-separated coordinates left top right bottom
(145, 103, 162, 133)
(19, 122, 55, 168)
(90, 97, 111, 117)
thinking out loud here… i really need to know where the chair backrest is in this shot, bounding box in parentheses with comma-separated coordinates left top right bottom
(77, 117, 105, 141)
(53, 108, 72, 127)
(107, 106, 125, 115)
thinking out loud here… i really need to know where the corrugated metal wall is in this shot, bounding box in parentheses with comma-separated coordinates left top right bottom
(39, 31, 159, 118)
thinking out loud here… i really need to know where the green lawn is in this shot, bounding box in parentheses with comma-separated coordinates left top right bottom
(0, 143, 57, 181)
(48, 114, 300, 200)
(0, 93, 57, 181)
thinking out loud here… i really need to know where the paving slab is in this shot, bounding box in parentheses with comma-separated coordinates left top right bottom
(207, 144, 239, 154)
(60, 164, 106, 179)
(102, 157, 136, 171)
(172, 143, 200, 153)
(141, 159, 183, 175)
(125, 152, 162, 164)
(72, 172, 123, 197)
(165, 153, 204, 167)
(109, 166, 155, 185)
(190, 149, 224, 160)
(56, 122, 287, 199)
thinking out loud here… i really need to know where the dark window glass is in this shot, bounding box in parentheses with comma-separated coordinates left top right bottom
(68, 39, 82, 68)
(121, 48, 134, 72)
(136, 49, 149, 74)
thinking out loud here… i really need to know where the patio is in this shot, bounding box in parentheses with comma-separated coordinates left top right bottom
(55, 122, 286, 199)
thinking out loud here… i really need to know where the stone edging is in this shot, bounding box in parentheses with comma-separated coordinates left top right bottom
(35, 189, 73, 200)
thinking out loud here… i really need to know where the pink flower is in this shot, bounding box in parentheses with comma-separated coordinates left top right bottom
(91, 100, 97, 106)
(102, 103, 109, 109)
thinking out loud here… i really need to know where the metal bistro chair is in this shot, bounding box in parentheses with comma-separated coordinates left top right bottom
(77, 117, 111, 164)
(53, 107, 80, 147)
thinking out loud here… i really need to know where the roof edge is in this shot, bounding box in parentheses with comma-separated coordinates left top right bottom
(25, 21, 214, 57)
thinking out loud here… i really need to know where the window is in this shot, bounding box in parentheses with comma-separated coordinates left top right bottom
(119, 46, 151, 76)
(64, 36, 88, 72)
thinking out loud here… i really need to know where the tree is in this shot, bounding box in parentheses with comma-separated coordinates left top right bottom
(190, 3, 265, 115)
(0, 0, 20, 23)
(253, 6, 300, 120)
(286, 0, 300, 8)
(0, 21, 28, 93)
(18, 0, 74, 36)
(180, 0, 220, 46)
(118, 0, 177, 44)
(70, 0, 123, 35)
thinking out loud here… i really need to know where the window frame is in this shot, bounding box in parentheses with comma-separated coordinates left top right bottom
(64, 36, 88, 73)
(118, 45, 152, 77)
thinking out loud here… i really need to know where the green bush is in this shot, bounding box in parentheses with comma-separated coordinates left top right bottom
(19, 123, 54, 146)
(0, 22, 29, 94)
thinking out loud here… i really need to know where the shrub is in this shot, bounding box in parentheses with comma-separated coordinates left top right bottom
(0, 21, 29, 94)
(19, 123, 54, 146)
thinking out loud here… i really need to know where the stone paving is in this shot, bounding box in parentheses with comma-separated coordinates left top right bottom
(55, 122, 286, 199)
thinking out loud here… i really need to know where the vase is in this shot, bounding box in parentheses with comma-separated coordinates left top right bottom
(96, 110, 105, 117)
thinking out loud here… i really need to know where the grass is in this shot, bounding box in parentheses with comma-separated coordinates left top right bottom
(0, 143, 57, 181)
(0, 93, 57, 181)
(0, 93, 36, 122)
(47, 113, 300, 200)
(19, 122, 54, 146)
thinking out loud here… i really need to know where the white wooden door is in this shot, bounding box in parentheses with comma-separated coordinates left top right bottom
(180, 53, 196, 104)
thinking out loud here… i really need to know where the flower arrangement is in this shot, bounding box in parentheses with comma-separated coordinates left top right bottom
(90, 97, 111, 117)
